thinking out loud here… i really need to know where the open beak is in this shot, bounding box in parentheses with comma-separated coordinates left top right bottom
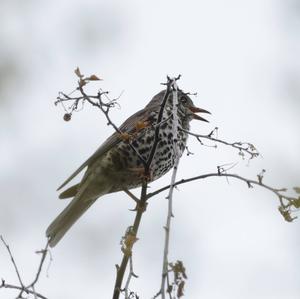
(189, 106, 211, 122)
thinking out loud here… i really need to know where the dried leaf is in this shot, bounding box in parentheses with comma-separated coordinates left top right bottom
(293, 187, 300, 194)
(177, 281, 185, 298)
(125, 234, 138, 249)
(238, 151, 245, 158)
(119, 132, 131, 141)
(135, 121, 149, 131)
(292, 197, 300, 208)
(87, 74, 101, 81)
(78, 79, 87, 88)
(74, 67, 84, 78)
(249, 143, 256, 151)
(278, 206, 296, 222)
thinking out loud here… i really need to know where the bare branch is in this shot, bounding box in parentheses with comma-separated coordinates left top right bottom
(27, 241, 50, 288)
(78, 86, 148, 168)
(0, 237, 50, 299)
(123, 255, 139, 299)
(147, 171, 299, 222)
(56, 79, 148, 168)
(0, 236, 24, 288)
(181, 127, 259, 160)
(0, 281, 48, 299)
(123, 189, 140, 203)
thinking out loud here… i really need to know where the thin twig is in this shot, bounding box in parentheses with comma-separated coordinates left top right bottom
(147, 171, 299, 223)
(32, 285, 38, 299)
(124, 255, 138, 299)
(0, 282, 47, 299)
(0, 237, 50, 299)
(27, 241, 50, 288)
(0, 236, 24, 288)
(181, 128, 259, 159)
(123, 189, 139, 203)
(59, 84, 148, 168)
(80, 86, 148, 168)
(147, 172, 295, 201)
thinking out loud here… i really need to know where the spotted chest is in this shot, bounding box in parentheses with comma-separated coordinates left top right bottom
(104, 108, 189, 187)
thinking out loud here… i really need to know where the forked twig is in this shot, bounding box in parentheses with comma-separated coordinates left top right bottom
(0, 236, 24, 288)
(181, 128, 259, 160)
(0, 237, 50, 299)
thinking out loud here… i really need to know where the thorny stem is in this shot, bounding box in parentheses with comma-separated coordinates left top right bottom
(112, 181, 148, 299)
(160, 81, 180, 298)
(112, 77, 176, 299)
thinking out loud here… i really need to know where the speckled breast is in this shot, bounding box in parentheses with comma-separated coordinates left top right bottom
(104, 109, 189, 190)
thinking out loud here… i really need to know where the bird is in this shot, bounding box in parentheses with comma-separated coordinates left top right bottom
(46, 89, 210, 247)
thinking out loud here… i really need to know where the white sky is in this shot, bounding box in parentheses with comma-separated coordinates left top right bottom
(1, 1, 300, 299)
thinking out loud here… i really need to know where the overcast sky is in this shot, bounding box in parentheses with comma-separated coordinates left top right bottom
(1, 1, 300, 299)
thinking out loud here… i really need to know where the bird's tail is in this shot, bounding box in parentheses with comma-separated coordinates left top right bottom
(46, 196, 97, 247)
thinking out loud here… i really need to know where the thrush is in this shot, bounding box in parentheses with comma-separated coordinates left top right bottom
(46, 89, 210, 247)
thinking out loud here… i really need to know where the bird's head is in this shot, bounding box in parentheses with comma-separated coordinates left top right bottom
(146, 89, 210, 123)
(176, 91, 210, 122)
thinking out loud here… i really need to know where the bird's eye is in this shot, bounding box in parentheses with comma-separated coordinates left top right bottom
(181, 97, 187, 104)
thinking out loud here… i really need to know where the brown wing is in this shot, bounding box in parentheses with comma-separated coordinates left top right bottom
(57, 106, 155, 191)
